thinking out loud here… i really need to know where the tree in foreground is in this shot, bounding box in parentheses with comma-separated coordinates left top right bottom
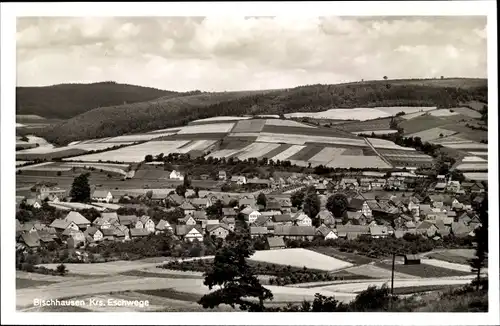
(198, 215, 273, 311)
(175, 184, 187, 197)
(56, 263, 67, 276)
(291, 190, 305, 208)
(326, 193, 349, 218)
(303, 192, 321, 226)
(256, 192, 267, 208)
(70, 173, 91, 202)
(470, 195, 488, 290)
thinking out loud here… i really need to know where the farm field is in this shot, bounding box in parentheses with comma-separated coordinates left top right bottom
(451, 107, 482, 118)
(248, 248, 353, 271)
(257, 132, 368, 146)
(285, 107, 435, 121)
(308, 147, 346, 164)
(171, 139, 218, 154)
(420, 259, 479, 274)
(309, 247, 376, 265)
(265, 119, 314, 128)
(67, 140, 190, 162)
(16, 148, 88, 161)
(467, 151, 488, 157)
(177, 123, 235, 134)
(366, 138, 416, 151)
(455, 163, 488, 171)
(233, 142, 281, 160)
(342, 264, 416, 279)
(16, 278, 55, 289)
(428, 109, 460, 117)
(288, 145, 325, 161)
(189, 116, 251, 125)
(230, 119, 266, 133)
(352, 130, 399, 135)
(426, 249, 476, 266)
(261, 144, 293, 161)
(463, 172, 488, 181)
(399, 115, 450, 134)
(406, 127, 457, 142)
(461, 156, 487, 162)
(326, 155, 391, 169)
(376, 261, 473, 278)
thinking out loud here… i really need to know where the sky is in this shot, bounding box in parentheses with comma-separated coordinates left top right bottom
(16, 16, 487, 92)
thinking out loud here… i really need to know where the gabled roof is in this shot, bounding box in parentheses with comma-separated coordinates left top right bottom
(156, 219, 172, 230)
(16, 219, 22, 232)
(49, 218, 72, 230)
(250, 226, 268, 235)
(405, 221, 416, 229)
(21, 233, 41, 247)
(266, 200, 282, 210)
(190, 198, 209, 207)
(274, 225, 316, 236)
(416, 220, 435, 230)
(316, 225, 333, 237)
(221, 217, 235, 224)
(179, 201, 196, 210)
(65, 211, 91, 226)
(241, 206, 256, 215)
(273, 214, 293, 223)
(267, 236, 285, 248)
(84, 226, 101, 237)
(92, 190, 111, 198)
(129, 228, 150, 237)
(193, 210, 207, 220)
(316, 209, 334, 220)
(207, 223, 231, 233)
(118, 215, 138, 225)
(101, 211, 119, 222)
(348, 198, 366, 210)
(175, 225, 202, 236)
(254, 215, 272, 227)
(239, 198, 256, 207)
(167, 194, 185, 205)
(346, 211, 365, 220)
(278, 198, 292, 207)
(451, 221, 470, 235)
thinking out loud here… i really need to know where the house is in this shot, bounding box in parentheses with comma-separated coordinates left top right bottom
(405, 221, 416, 230)
(359, 178, 372, 192)
(415, 221, 438, 237)
(273, 214, 294, 225)
(371, 179, 386, 190)
(167, 194, 185, 206)
(293, 212, 312, 227)
(218, 170, 227, 180)
(370, 225, 389, 238)
(253, 215, 273, 227)
(250, 226, 269, 238)
(130, 228, 150, 238)
(348, 198, 372, 218)
(193, 210, 207, 222)
(346, 211, 367, 226)
(155, 219, 173, 234)
(316, 225, 337, 240)
(83, 227, 104, 242)
(118, 215, 139, 227)
(38, 185, 67, 201)
(176, 225, 203, 242)
(470, 182, 485, 194)
(94, 212, 119, 229)
(274, 225, 316, 241)
(65, 211, 91, 229)
(247, 178, 271, 187)
(25, 198, 43, 209)
(278, 198, 292, 213)
(190, 197, 212, 209)
(265, 200, 282, 211)
(335, 225, 370, 240)
(220, 217, 235, 231)
(150, 192, 167, 203)
(92, 190, 114, 203)
(179, 201, 196, 216)
(267, 236, 286, 250)
(451, 221, 470, 237)
(139, 215, 155, 233)
(207, 224, 231, 239)
(316, 209, 334, 223)
(49, 218, 79, 233)
(178, 215, 197, 226)
(20, 232, 41, 249)
(64, 229, 86, 247)
(315, 183, 327, 194)
(340, 178, 359, 190)
(404, 255, 421, 265)
(222, 207, 238, 217)
(230, 175, 247, 185)
(434, 220, 451, 237)
(169, 170, 184, 180)
(239, 197, 257, 208)
(446, 180, 461, 193)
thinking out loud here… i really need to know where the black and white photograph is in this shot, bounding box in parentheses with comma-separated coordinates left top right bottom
(1, 1, 498, 325)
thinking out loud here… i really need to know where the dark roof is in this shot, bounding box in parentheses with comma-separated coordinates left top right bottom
(168, 194, 185, 205)
(316, 209, 333, 220)
(193, 210, 207, 220)
(267, 236, 285, 248)
(274, 225, 316, 236)
(118, 215, 138, 225)
(207, 224, 231, 233)
(266, 200, 282, 210)
(179, 201, 196, 210)
(273, 214, 293, 223)
(84, 226, 101, 237)
(348, 198, 365, 210)
(316, 225, 333, 237)
(416, 220, 435, 230)
(405, 254, 420, 260)
(254, 215, 272, 227)
(336, 225, 370, 234)
(222, 208, 237, 216)
(221, 217, 235, 224)
(49, 218, 72, 230)
(21, 233, 41, 247)
(246, 179, 270, 185)
(156, 219, 172, 230)
(130, 228, 150, 237)
(175, 225, 202, 236)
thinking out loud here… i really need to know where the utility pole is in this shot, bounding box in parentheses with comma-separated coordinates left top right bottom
(390, 252, 396, 310)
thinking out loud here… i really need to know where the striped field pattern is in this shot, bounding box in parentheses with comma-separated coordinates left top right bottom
(271, 145, 306, 162)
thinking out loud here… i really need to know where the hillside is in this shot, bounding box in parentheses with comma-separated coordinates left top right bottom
(16, 81, 182, 119)
(32, 78, 487, 145)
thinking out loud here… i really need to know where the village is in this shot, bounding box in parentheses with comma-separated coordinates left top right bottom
(15, 167, 487, 254)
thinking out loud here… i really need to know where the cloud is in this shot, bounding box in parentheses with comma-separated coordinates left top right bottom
(16, 16, 487, 91)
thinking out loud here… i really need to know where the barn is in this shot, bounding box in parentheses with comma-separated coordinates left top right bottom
(404, 254, 421, 265)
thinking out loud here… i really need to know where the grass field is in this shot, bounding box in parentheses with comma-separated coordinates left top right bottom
(407, 127, 457, 142)
(426, 250, 475, 265)
(376, 262, 472, 278)
(285, 107, 433, 121)
(177, 123, 235, 134)
(231, 119, 266, 133)
(326, 156, 391, 169)
(16, 278, 55, 289)
(68, 140, 190, 162)
(265, 119, 315, 128)
(309, 247, 376, 265)
(463, 172, 488, 181)
(16, 148, 88, 161)
(249, 248, 353, 271)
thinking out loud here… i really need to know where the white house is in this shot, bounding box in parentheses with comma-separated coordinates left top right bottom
(230, 175, 247, 185)
(294, 212, 312, 227)
(84, 227, 103, 242)
(139, 215, 155, 233)
(184, 227, 203, 242)
(169, 170, 184, 180)
(248, 210, 261, 224)
(92, 190, 114, 203)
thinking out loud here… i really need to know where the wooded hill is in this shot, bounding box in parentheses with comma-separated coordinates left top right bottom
(29, 78, 487, 145)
